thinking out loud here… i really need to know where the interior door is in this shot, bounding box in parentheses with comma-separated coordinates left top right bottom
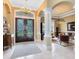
(24, 19, 34, 41)
(15, 18, 34, 42)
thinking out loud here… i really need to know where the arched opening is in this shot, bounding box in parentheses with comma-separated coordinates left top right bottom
(52, 1, 74, 37)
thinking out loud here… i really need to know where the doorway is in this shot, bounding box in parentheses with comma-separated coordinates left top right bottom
(56, 27, 59, 37)
(40, 22, 44, 40)
(40, 17, 44, 40)
(15, 18, 34, 42)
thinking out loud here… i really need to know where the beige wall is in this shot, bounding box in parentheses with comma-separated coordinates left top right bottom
(59, 15, 75, 33)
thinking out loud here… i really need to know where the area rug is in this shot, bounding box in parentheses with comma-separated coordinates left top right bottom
(11, 44, 41, 59)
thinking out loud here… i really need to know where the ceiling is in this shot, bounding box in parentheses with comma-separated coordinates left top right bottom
(53, 2, 73, 15)
(9, 0, 75, 17)
(10, 0, 45, 10)
(48, 0, 74, 8)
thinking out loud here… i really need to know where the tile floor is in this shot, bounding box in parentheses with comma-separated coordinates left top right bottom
(3, 41, 75, 59)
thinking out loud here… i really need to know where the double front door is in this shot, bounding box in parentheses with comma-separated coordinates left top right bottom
(15, 18, 34, 42)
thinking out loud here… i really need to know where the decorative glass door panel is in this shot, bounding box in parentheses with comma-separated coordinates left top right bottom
(26, 19, 33, 38)
(16, 18, 34, 42)
(17, 19, 24, 37)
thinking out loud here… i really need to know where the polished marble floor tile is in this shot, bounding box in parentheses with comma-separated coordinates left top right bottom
(3, 42, 74, 59)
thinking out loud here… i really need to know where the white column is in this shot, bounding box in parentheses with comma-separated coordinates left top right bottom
(44, 8, 52, 50)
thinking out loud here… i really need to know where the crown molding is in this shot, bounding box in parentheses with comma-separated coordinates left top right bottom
(59, 9, 75, 18)
(52, 9, 75, 18)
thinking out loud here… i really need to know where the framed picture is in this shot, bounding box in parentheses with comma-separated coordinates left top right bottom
(67, 22, 75, 31)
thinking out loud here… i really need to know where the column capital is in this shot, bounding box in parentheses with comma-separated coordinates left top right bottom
(44, 7, 52, 12)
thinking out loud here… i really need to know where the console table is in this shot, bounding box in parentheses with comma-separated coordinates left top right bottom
(3, 34, 12, 50)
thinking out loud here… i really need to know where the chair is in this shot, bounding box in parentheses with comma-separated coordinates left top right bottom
(60, 35, 69, 46)
(68, 33, 75, 40)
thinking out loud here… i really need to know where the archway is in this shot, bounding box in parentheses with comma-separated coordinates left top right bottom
(52, 1, 74, 37)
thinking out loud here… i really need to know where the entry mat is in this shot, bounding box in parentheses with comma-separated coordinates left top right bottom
(11, 44, 41, 59)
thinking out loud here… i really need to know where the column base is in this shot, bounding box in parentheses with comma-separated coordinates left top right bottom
(34, 33, 41, 43)
(43, 36, 52, 51)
